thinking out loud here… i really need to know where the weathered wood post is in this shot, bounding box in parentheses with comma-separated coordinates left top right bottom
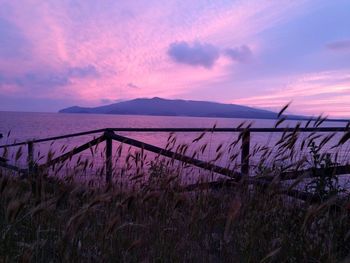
(104, 129, 113, 183)
(27, 141, 35, 198)
(27, 141, 40, 202)
(27, 141, 34, 176)
(241, 129, 250, 178)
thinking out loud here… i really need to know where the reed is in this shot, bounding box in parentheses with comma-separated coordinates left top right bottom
(1, 110, 350, 262)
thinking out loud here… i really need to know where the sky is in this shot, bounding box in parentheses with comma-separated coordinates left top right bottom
(0, 0, 350, 117)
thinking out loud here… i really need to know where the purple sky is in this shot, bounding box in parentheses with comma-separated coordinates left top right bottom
(0, 0, 350, 117)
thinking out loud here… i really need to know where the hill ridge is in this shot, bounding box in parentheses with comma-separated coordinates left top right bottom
(59, 97, 301, 120)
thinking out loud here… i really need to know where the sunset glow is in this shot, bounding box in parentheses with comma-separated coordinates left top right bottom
(0, 0, 349, 117)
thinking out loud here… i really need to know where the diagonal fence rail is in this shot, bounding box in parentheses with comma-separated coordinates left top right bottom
(1, 127, 349, 177)
(0, 126, 350, 202)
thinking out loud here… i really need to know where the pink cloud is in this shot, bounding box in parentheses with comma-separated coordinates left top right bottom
(233, 70, 350, 117)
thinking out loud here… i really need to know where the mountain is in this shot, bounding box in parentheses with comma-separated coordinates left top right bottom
(59, 97, 300, 120)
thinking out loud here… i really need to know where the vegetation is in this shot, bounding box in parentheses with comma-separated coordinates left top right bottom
(1, 113, 350, 262)
(1, 167, 350, 262)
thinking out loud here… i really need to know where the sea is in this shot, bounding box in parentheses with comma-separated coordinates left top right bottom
(0, 111, 349, 186)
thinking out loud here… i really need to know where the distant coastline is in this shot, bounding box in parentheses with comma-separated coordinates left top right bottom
(59, 97, 349, 122)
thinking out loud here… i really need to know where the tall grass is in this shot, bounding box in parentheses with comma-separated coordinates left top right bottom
(1, 169, 349, 262)
(1, 113, 350, 262)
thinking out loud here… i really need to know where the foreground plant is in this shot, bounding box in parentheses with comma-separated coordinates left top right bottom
(0, 163, 349, 262)
(1, 107, 350, 262)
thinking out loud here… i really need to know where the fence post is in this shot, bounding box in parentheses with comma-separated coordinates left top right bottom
(241, 130, 250, 178)
(105, 130, 113, 183)
(27, 141, 34, 176)
(27, 142, 40, 201)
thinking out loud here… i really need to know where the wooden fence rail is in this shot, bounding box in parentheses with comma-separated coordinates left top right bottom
(0, 127, 348, 149)
(0, 126, 349, 201)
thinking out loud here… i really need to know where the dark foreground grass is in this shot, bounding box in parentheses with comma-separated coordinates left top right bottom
(1, 169, 350, 263)
(2, 111, 350, 262)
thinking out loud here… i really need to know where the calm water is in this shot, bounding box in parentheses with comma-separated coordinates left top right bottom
(0, 111, 347, 142)
(0, 111, 349, 185)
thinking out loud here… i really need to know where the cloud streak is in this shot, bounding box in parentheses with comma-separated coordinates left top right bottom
(326, 40, 350, 51)
(233, 70, 350, 117)
(168, 41, 220, 68)
(0, 17, 29, 59)
(127, 83, 139, 89)
(224, 45, 252, 62)
(0, 65, 99, 96)
(168, 41, 253, 68)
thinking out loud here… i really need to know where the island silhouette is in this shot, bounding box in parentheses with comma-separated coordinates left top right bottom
(59, 97, 306, 120)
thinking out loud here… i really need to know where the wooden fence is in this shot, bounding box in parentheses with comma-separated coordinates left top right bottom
(0, 127, 350, 201)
